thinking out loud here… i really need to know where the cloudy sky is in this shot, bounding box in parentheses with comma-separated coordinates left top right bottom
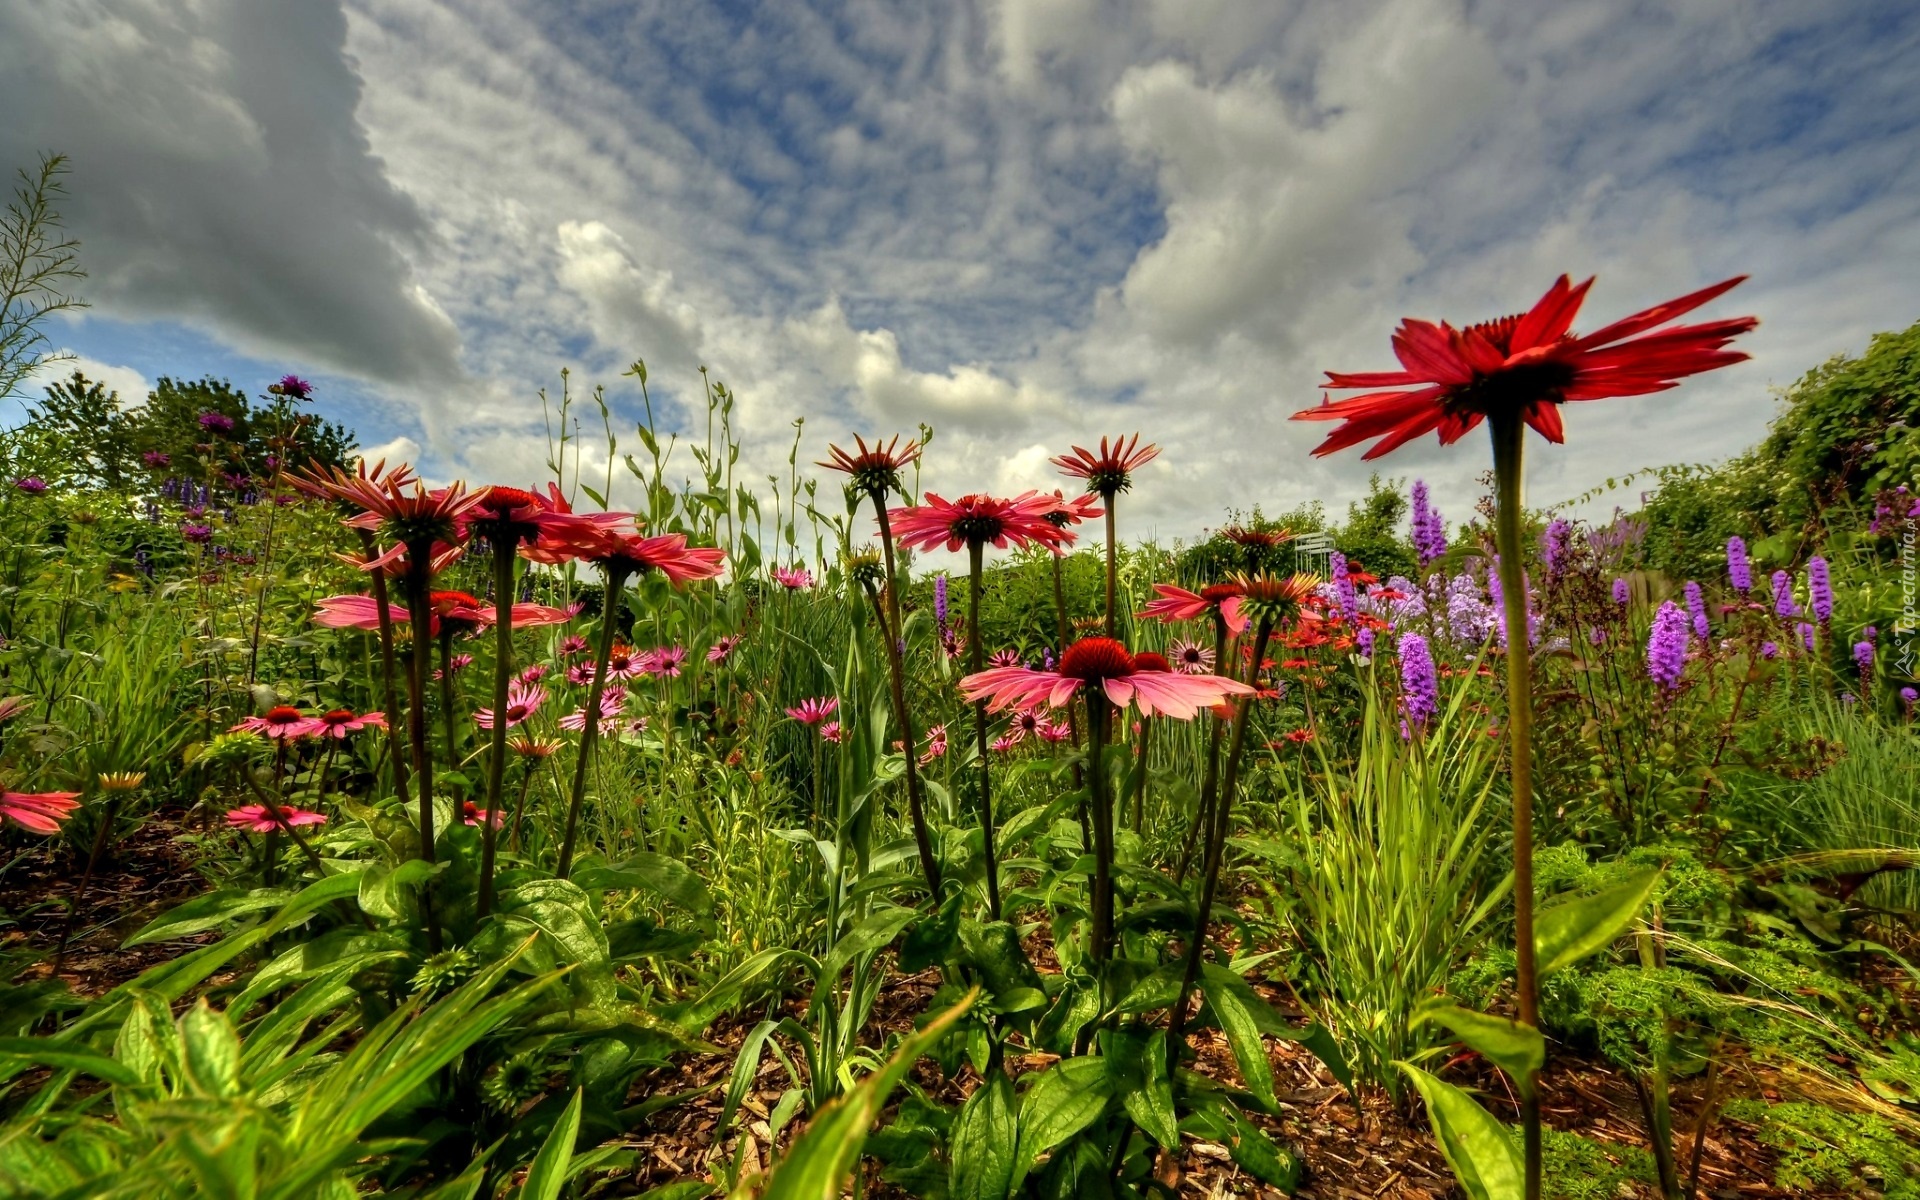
(4, 0, 1916, 541)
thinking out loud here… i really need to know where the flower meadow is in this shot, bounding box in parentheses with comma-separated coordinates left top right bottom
(0, 283, 1918, 1200)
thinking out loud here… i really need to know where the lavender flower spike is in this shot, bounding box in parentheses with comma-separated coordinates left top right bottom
(1807, 556, 1833, 624)
(1398, 632, 1439, 729)
(1646, 600, 1690, 690)
(1726, 536, 1752, 592)
(1683, 581, 1709, 641)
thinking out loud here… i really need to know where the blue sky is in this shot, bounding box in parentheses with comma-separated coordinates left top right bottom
(4, 0, 1916, 540)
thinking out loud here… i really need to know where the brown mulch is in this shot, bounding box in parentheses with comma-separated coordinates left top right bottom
(4, 815, 217, 997)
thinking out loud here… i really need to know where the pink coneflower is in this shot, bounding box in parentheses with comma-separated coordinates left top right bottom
(565, 662, 596, 686)
(961, 636, 1255, 720)
(475, 682, 547, 730)
(226, 804, 327, 834)
(820, 721, 843, 743)
(772, 565, 815, 590)
(1004, 707, 1051, 744)
(560, 688, 627, 731)
(706, 635, 741, 663)
(1168, 638, 1214, 674)
(787, 696, 839, 726)
(988, 648, 1023, 668)
(432, 654, 474, 680)
(233, 706, 322, 740)
(534, 526, 727, 585)
(313, 708, 386, 739)
(333, 476, 485, 572)
(557, 635, 590, 658)
(516, 663, 550, 685)
(461, 801, 504, 828)
(991, 733, 1020, 753)
(919, 724, 948, 765)
(1050, 434, 1160, 497)
(648, 645, 688, 678)
(1294, 275, 1756, 459)
(887, 492, 1073, 554)
(1140, 582, 1250, 634)
(1, 791, 81, 833)
(603, 644, 646, 681)
(0, 696, 32, 723)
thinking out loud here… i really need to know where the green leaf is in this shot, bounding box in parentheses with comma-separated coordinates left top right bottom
(123, 886, 293, 945)
(1534, 867, 1661, 976)
(0, 1036, 141, 1086)
(358, 859, 436, 921)
(179, 1001, 242, 1098)
(1199, 964, 1278, 1111)
(1119, 1033, 1179, 1150)
(519, 1087, 584, 1200)
(959, 921, 1044, 1009)
(821, 906, 918, 981)
(1413, 1003, 1544, 1091)
(1011, 1058, 1109, 1193)
(950, 1071, 1018, 1200)
(575, 852, 714, 916)
(1397, 1064, 1524, 1200)
(900, 892, 962, 972)
(753, 990, 975, 1200)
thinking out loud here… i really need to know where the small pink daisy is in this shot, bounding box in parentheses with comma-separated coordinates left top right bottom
(772, 565, 815, 590)
(475, 682, 547, 730)
(706, 635, 741, 663)
(787, 696, 839, 726)
(226, 804, 327, 834)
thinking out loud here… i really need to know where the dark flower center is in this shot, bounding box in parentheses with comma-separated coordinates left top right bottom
(265, 706, 304, 725)
(1132, 651, 1172, 673)
(1057, 637, 1134, 682)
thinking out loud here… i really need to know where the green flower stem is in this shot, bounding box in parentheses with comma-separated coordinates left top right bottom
(968, 540, 1002, 918)
(870, 500, 941, 899)
(1167, 615, 1273, 1060)
(1103, 503, 1118, 637)
(1174, 612, 1231, 884)
(1490, 409, 1542, 1200)
(401, 542, 442, 952)
(555, 562, 631, 879)
(1085, 693, 1115, 961)
(478, 534, 517, 918)
(355, 529, 410, 806)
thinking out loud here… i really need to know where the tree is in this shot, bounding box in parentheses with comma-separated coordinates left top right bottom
(25, 370, 134, 487)
(0, 154, 86, 400)
(1332, 473, 1416, 581)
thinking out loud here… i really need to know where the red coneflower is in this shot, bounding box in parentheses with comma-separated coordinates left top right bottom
(226, 804, 327, 834)
(1293, 275, 1757, 460)
(1050, 434, 1159, 497)
(1, 791, 81, 833)
(1140, 582, 1250, 635)
(887, 492, 1072, 555)
(475, 682, 546, 730)
(819, 434, 921, 497)
(314, 709, 386, 739)
(961, 637, 1253, 720)
(232, 706, 322, 740)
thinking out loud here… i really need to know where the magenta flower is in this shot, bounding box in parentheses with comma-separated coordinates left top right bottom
(1646, 601, 1689, 690)
(475, 682, 547, 730)
(787, 696, 839, 726)
(918, 723, 948, 765)
(1, 791, 81, 834)
(557, 635, 590, 658)
(1611, 577, 1629, 605)
(182, 523, 215, 544)
(820, 721, 843, 743)
(142, 451, 170, 468)
(232, 706, 323, 740)
(706, 635, 741, 663)
(772, 565, 815, 590)
(275, 375, 313, 399)
(648, 646, 687, 678)
(226, 804, 327, 834)
(988, 648, 1022, 668)
(198, 411, 235, 434)
(960, 636, 1254, 720)
(314, 708, 385, 739)
(14, 477, 47, 494)
(560, 687, 627, 731)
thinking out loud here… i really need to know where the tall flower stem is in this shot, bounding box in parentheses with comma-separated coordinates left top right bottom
(556, 563, 631, 879)
(437, 628, 461, 793)
(1085, 694, 1114, 960)
(1050, 553, 1090, 845)
(863, 578, 940, 898)
(967, 542, 1002, 918)
(478, 536, 517, 917)
(355, 529, 410, 805)
(1102, 505, 1118, 637)
(871, 500, 941, 898)
(1490, 410, 1542, 1200)
(1167, 615, 1273, 1059)
(1128, 716, 1151, 834)
(400, 544, 442, 951)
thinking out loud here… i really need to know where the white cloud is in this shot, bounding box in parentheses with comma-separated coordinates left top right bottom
(23, 354, 151, 408)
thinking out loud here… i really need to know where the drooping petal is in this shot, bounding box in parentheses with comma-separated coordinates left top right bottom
(1509, 275, 1593, 352)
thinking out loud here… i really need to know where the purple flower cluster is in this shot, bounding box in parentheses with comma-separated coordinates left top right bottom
(1771, 570, 1796, 617)
(274, 375, 312, 400)
(1541, 518, 1572, 580)
(1330, 552, 1358, 623)
(1646, 600, 1690, 690)
(1726, 536, 1752, 592)
(1807, 556, 1833, 624)
(1356, 627, 1375, 660)
(198, 410, 235, 434)
(1853, 640, 1874, 683)
(933, 573, 948, 627)
(1796, 622, 1814, 652)
(1410, 480, 1446, 567)
(142, 451, 170, 468)
(1398, 632, 1439, 729)
(1683, 581, 1709, 640)
(13, 477, 46, 494)
(181, 523, 214, 545)
(1611, 577, 1630, 606)
(1443, 573, 1495, 646)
